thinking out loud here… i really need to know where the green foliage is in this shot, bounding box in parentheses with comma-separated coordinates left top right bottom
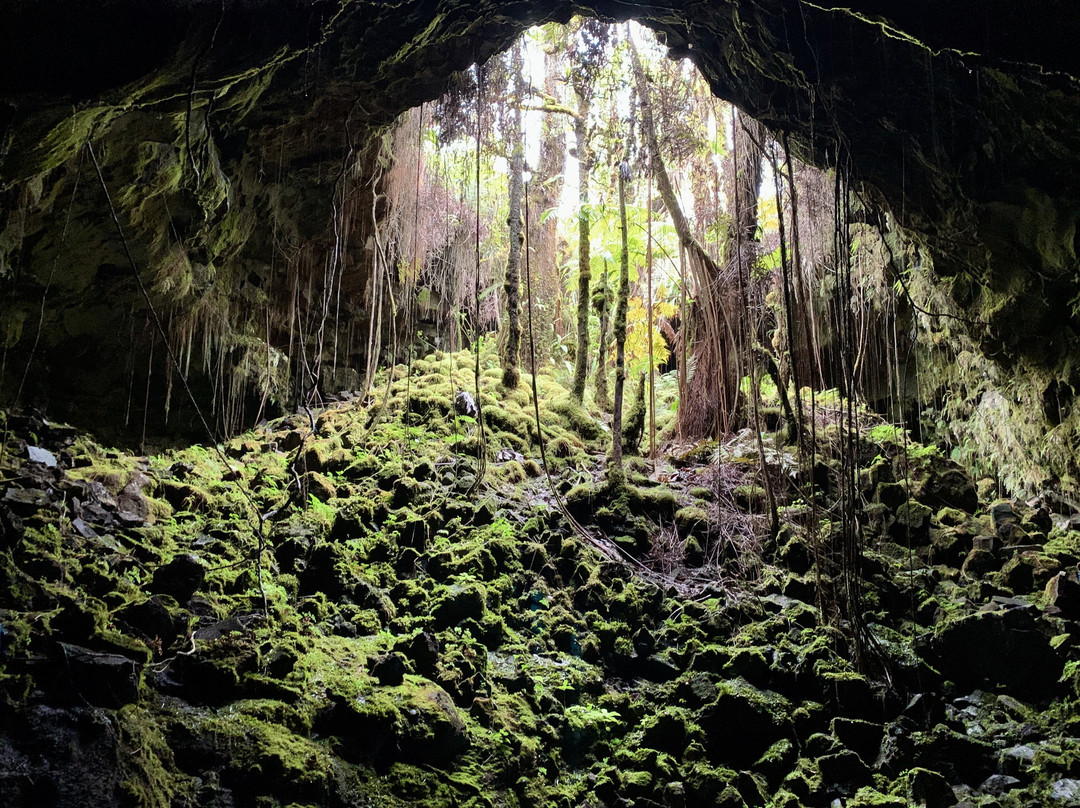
(307, 494, 338, 527)
(565, 703, 622, 731)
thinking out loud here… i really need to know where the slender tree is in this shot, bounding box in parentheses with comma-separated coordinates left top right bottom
(568, 19, 608, 403)
(569, 83, 593, 401)
(501, 42, 526, 388)
(525, 26, 569, 366)
(646, 167, 656, 459)
(592, 262, 612, 409)
(609, 159, 632, 481)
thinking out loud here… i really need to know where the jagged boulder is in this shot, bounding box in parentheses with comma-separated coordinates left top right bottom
(928, 605, 1064, 700)
(1043, 570, 1080, 619)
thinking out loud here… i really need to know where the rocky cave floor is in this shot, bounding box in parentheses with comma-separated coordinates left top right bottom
(1, 349, 1079, 808)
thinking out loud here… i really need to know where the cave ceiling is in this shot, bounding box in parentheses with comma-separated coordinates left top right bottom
(1, 0, 1079, 430)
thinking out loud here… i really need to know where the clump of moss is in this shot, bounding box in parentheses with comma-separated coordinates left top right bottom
(627, 485, 678, 518)
(675, 505, 709, 537)
(117, 705, 191, 808)
(548, 394, 604, 441)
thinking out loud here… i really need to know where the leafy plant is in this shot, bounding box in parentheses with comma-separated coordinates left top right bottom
(564, 704, 622, 731)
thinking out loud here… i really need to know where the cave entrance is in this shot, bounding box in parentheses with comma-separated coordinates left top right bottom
(354, 16, 923, 662)
(375, 19, 909, 447)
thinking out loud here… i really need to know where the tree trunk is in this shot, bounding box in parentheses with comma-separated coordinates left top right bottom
(646, 169, 656, 459)
(609, 161, 631, 481)
(525, 38, 567, 368)
(570, 88, 592, 402)
(593, 260, 611, 410)
(629, 36, 739, 440)
(501, 43, 525, 389)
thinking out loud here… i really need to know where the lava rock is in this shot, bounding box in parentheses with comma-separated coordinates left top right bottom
(352, 578, 395, 622)
(1000, 743, 1037, 777)
(1051, 779, 1080, 804)
(279, 430, 303, 451)
(1043, 570, 1080, 619)
(318, 683, 469, 765)
(116, 474, 151, 523)
(960, 547, 998, 579)
(0, 704, 124, 807)
(929, 606, 1064, 700)
(910, 724, 995, 784)
(433, 582, 485, 627)
(876, 481, 909, 510)
(906, 767, 955, 808)
(1000, 553, 1038, 593)
(990, 500, 1017, 529)
(0, 503, 23, 546)
(391, 477, 419, 508)
(779, 535, 813, 575)
(633, 626, 656, 656)
(3, 487, 51, 516)
(158, 481, 202, 511)
(368, 653, 406, 686)
(297, 544, 350, 598)
(398, 630, 440, 676)
(613, 652, 680, 683)
(831, 717, 883, 764)
(150, 554, 206, 603)
(71, 517, 98, 539)
(929, 526, 968, 565)
(817, 748, 871, 786)
(683, 536, 705, 566)
(978, 773, 1021, 797)
(57, 643, 140, 707)
(893, 500, 933, 541)
(303, 471, 336, 502)
(302, 444, 328, 473)
(923, 466, 978, 513)
(473, 497, 497, 526)
(700, 684, 787, 769)
(118, 595, 182, 647)
(27, 446, 58, 467)
(641, 709, 696, 756)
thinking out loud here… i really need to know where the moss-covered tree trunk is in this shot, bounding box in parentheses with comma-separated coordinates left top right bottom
(592, 263, 612, 410)
(570, 89, 592, 402)
(609, 161, 631, 481)
(501, 43, 525, 389)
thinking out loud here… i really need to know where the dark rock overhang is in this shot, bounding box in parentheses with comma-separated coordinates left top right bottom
(1, 0, 1079, 422)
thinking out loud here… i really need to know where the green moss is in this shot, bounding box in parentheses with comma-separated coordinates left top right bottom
(490, 459, 526, 485)
(548, 394, 603, 441)
(896, 500, 933, 529)
(627, 484, 679, 517)
(205, 711, 334, 791)
(732, 484, 767, 509)
(781, 756, 823, 799)
(621, 374, 647, 454)
(765, 788, 804, 808)
(118, 705, 190, 808)
(675, 505, 709, 535)
(847, 786, 906, 806)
